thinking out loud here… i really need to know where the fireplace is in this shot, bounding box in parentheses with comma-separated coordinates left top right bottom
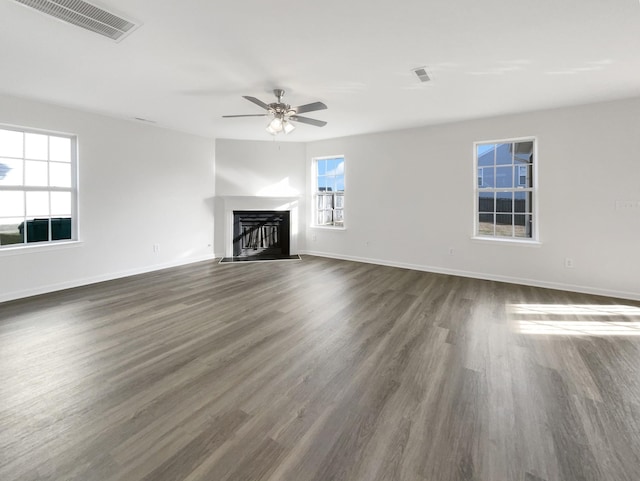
(217, 195, 300, 260)
(232, 210, 290, 259)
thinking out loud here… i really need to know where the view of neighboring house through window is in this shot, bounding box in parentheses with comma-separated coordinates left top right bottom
(0, 126, 77, 248)
(314, 156, 345, 227)
(475, 139, 535, 239)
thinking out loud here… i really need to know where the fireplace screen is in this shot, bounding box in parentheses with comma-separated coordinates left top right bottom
(240, 222, 279, 250)
(232, 210, 290, 259)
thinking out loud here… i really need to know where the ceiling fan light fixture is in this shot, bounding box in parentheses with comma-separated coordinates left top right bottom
(283, 120, 295, 134)
(266, 124, 278, 135)
(269, 116, 283, 131)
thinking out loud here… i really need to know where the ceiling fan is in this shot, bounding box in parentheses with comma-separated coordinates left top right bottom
(223, 89, 327, 135)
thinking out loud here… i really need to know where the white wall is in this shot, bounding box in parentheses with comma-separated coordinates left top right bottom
(3, 95, 638, 302)
(214, 139, 306, 256)
(0, 94, 215, 302)
(305, 97, 640, 300)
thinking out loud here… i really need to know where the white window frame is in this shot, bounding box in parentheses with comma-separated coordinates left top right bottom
(312, 155, 345, 229)
(473, 137, 538, 243)
(0, 124, 79, 250)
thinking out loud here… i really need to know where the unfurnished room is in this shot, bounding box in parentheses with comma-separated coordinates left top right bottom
(1, 1, 640, 480)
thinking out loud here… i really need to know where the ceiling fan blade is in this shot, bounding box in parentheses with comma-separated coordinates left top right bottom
(222, 114, 268, 118)
(290, 115, 327, 127)
(242, 96, 270, 110)
(292, 101, 327, 115)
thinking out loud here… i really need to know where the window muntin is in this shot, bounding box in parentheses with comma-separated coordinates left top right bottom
(475, 139, 535, 240)
(0, 126, 77, 248)
(313, 156, 344, 227)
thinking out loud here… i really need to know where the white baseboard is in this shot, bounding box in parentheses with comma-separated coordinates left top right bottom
(0, 254, 217, 303)
(301, 250, 640, 302)
(5, 250, 637, 304)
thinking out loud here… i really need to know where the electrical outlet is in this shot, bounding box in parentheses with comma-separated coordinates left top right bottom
(564, 257, 574, 268)
(153, 243, 160, 253)
(615, 200, 640, 211)
(449, 247, 455, 255)
(311, 234, 317, 241)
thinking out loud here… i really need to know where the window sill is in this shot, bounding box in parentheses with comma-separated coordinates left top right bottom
(471, 236, 541, 247)
(0, 240, 83, 256)
(310, 225, 346, 231)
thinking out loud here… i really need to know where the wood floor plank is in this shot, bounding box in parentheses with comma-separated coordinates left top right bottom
(1, 255, 640, 480)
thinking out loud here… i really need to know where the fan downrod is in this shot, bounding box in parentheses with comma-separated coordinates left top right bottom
(273, 89, 285, 103)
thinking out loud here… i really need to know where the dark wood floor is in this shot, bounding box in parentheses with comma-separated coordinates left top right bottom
(1, 256, 640, 481)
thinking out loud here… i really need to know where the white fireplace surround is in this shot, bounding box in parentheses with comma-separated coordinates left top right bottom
(218, 196, 301, 258)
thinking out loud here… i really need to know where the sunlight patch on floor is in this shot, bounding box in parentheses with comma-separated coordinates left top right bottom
(509, 304, 640, 336)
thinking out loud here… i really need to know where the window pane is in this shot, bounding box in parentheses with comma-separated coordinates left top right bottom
(514, 214, 531, 238)
(49, 136, 71, 162)
(0, 159, 23, 186)
(25, 217, 49, 243)
(26, 191, 49, 216)
(0, 129, 23, 158)
(51, 192, 71, 216)
(479, 192, 494, 213)
(323, 211, 333, 225)
(317, 175, 331, 191)
(335, 194, 344, 209)
(334, 159, 345, 175)
(335, 174, 345, 192)
(317, 210, 324, 225)
(25, 160, 48, 186)
(51, 217, 72, 240)
(0, 217, 24, 245)
(496, 214, 513, 237)
(0, 191, 24, 216)
(496, 192, 513, 213)
(514, 164, 532, 188)
(50, 162, 71, 188)
(481, 167, 495, 188)
(25, 133, 48, 160)
(478, 213, 494, 235)
(496, 143, 513, 165)
(496, 166, 513, 188)
(514, 141, 533, 163)
(317, 159, 327, 175)
(327, 176, 336, 193)
(514, 191, 532, 213)
(323, 195, 333, 209)
(317, 195, 323, 210)
(334, 209, 344, 225)
(477, 144, 495, 167)
(326, 158, 341, 175)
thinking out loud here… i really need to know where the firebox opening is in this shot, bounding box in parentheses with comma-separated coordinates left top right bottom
(229, 210, 292, 261)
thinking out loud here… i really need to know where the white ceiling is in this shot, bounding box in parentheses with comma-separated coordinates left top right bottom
(1, 0, 639, 142)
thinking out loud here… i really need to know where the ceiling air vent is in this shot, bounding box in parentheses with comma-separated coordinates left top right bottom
(411, 66, 431, 83)
(14, 0, 139, 41)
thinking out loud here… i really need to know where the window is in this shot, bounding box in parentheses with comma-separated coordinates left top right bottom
(313, 156, 345, 227)
(0, 126, 77, 248)
(475, 139, 535, 240)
